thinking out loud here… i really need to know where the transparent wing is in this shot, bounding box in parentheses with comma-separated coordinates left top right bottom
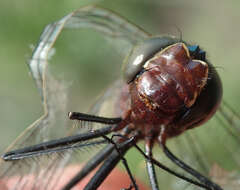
(1, 5, 240, 190)
(0, 6, 149, 190)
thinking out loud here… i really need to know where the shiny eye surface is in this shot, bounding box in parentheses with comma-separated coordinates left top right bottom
(188, 45, 206, 60)
(122, 36, 179, 83)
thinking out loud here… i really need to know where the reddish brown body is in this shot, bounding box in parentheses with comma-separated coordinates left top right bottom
(117, 43, 209, 140)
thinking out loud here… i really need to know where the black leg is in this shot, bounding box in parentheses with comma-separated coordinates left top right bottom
(102, 135, 138, 190)
(2, 126, 112, 160)
(62, 144, 115, 190)
(133, 142, 210, 189)
(83, 136, 137, 190)
(161, 144, 223, 190)
(145, 139, 159, 190)
(68, 111, 122, 124)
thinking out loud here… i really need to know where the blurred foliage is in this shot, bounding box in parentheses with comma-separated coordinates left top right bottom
(1, 0, 240, 188)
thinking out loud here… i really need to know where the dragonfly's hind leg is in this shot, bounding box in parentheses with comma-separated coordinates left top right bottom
(62, 144, 115, 190)
(160, 143, 223, 190)
(102, 134, 138, 190)
(145, 139, 159, 190)
(83, 133, 138, 190)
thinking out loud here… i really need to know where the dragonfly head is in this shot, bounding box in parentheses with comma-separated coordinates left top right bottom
(122, 36, 222, 138)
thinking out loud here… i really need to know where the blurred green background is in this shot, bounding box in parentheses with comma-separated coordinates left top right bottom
(1, 0, 240, 187)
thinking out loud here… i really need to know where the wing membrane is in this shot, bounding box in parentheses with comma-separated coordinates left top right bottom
(0, 6, 149, 190)
(1, 5, 240, 190)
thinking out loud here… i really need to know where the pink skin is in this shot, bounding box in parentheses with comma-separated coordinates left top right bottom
(0, 165, 149, 190)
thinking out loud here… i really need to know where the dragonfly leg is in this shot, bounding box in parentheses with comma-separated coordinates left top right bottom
(145, 139, 159, 190)
(83, 135, 137, 190)
(161, 144, 223, 190)
(68, 111, 122, 124)
(62, 144, 115, 190)
(102, 134, 138, 190)
(133, 141, 211, 189)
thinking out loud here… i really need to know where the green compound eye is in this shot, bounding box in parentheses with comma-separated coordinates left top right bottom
(122, 36, 179, 83)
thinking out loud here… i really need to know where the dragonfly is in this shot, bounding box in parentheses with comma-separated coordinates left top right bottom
(0, 5, 240, 190)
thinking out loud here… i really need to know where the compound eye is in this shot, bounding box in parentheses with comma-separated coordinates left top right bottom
(188, 45, 206, 60)
(122, 36, 179, 83)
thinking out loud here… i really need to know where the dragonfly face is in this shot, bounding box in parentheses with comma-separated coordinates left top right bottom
(0, 5, 240, 190)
